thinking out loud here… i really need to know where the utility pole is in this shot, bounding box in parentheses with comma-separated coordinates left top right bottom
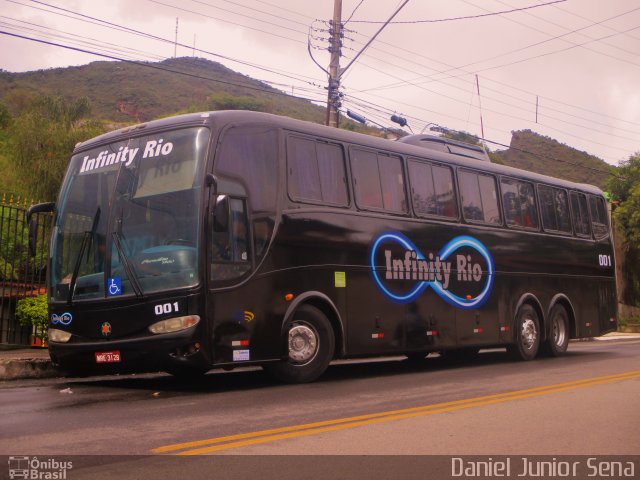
(323, 0, 408, 128)
(325, 0, 342, 128)
(174, 18, 179, 58)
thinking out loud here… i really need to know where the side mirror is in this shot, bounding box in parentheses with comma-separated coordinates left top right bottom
(26, 202, 54, 257)
(26, 202, 55, 222)
(213, 195, 230, 232)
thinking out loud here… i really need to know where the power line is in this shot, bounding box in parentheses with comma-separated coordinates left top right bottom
(0, 30, 327, 103)
(344, 0, 366, 25)
(342, 5, 640, 128)
(342, 95, 619, 179)
(14, 0, 326, 89)
(0, 16, 165, 61)
(7, 0, 637, 163)
(344, 81, 632, 164)
(343, 50, 640, 148)
(487, 0, 640, 59)
(448, 2, 640, 73)
(0, 31, 620, 178)
(349, 0, 567, 24)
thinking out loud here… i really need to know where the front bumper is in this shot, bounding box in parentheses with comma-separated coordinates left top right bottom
(48, 327, 210, 375)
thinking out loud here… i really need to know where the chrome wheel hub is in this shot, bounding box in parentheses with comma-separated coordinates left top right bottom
(553, 315, 567, 347)
(521, 318, 537, 350)
(288, 324, 318, 364)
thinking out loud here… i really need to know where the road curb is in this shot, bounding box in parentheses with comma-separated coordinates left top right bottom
(0, 357, 57, 381)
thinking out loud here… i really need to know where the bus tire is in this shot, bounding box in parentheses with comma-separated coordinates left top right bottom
(263, 305, 335, 383)
(507, 304, 540, 361)
(541, 304, 569, 356)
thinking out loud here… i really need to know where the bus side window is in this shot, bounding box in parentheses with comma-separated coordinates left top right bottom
(538, 185, 557, 231)
(570, 191, 592, 238)
(538, 185, 572, 234)
(501, 178, 538, 229)
(589, 195, 609, 239)
(287, 135, 348, 206)
(555, 189, 572, 233)
(459, 169, 501, 224)
(351, 149, 383, 209)
(409, 160, 457, 219)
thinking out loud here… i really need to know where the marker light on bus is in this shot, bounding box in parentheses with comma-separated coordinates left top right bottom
(49, 328, 72, 343)
(148, 315, 200, 335)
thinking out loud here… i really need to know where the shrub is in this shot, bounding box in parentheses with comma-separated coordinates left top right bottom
(16, 294, 48, 342)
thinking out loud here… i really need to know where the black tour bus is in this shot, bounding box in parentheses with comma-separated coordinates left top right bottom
(30, 110, 617, 382)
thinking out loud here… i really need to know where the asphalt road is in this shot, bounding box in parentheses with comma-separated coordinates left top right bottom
(1, 339, 639, 479)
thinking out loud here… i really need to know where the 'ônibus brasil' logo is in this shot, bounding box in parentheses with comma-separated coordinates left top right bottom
(370, 232, 494, 309)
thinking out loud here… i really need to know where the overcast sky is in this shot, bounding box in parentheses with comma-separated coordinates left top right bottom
(1, 0, 639, 166)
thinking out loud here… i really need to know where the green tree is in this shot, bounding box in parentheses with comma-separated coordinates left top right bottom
(0, 102, 10, 130)
(607, 153, 640, 306)
(206, 92, 273, 113)
(607, 153, 640, 243)
(8, 95, 104, 201)
(442, 129, 481, 146)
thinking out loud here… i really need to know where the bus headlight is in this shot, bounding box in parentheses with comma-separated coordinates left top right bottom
(149, 315, 200, 334)
(49, 329, 72, 343)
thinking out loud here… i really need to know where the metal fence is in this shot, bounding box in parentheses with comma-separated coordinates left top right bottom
(0, 196, 51, 346)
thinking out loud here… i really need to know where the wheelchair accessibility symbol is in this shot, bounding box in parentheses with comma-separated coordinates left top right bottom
(107, 277, 122, 296)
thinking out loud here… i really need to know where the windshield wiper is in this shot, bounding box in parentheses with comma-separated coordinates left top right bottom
(112, 231, 143, 298)
(67, 207, 100, 304)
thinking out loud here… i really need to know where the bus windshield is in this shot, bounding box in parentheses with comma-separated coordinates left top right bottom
(50, 126, 209, 302)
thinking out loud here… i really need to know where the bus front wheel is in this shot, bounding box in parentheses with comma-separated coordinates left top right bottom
(507, 304, 540, 361)
(263, 305, 335, 383)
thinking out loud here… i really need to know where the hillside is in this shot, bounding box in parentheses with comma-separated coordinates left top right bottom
(492, 130, 613, 189)
(0, 57, 330, 125)
(0, 58, 616, 190)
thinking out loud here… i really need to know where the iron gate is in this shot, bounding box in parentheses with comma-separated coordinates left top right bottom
(0, 197, 50, 346)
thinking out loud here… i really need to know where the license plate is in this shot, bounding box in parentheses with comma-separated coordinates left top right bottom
(95, 351, 121, 363)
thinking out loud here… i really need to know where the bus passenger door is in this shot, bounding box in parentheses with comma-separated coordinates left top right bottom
(207, 192, 257, 364)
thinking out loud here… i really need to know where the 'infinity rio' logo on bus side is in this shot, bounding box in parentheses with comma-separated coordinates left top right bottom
(370, 232, 494, 309)
(51, 312, 73, 325)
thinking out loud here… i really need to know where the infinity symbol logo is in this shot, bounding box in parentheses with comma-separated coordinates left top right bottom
(370, 232, 494, 309)
(51, 312, 73, 325)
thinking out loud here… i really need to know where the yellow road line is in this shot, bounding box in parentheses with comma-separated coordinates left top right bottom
(152, 370, 640, 455)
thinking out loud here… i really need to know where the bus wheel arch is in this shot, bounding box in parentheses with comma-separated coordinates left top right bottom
(508, 295, 543, 361)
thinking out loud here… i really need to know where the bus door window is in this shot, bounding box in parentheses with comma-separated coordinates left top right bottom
(211, 195, 251, 280)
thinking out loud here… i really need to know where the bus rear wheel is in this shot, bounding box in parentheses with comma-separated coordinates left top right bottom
(541, 304, 569, 356)
(263, 305, 335, 383)
(507, 304, 540, 361)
